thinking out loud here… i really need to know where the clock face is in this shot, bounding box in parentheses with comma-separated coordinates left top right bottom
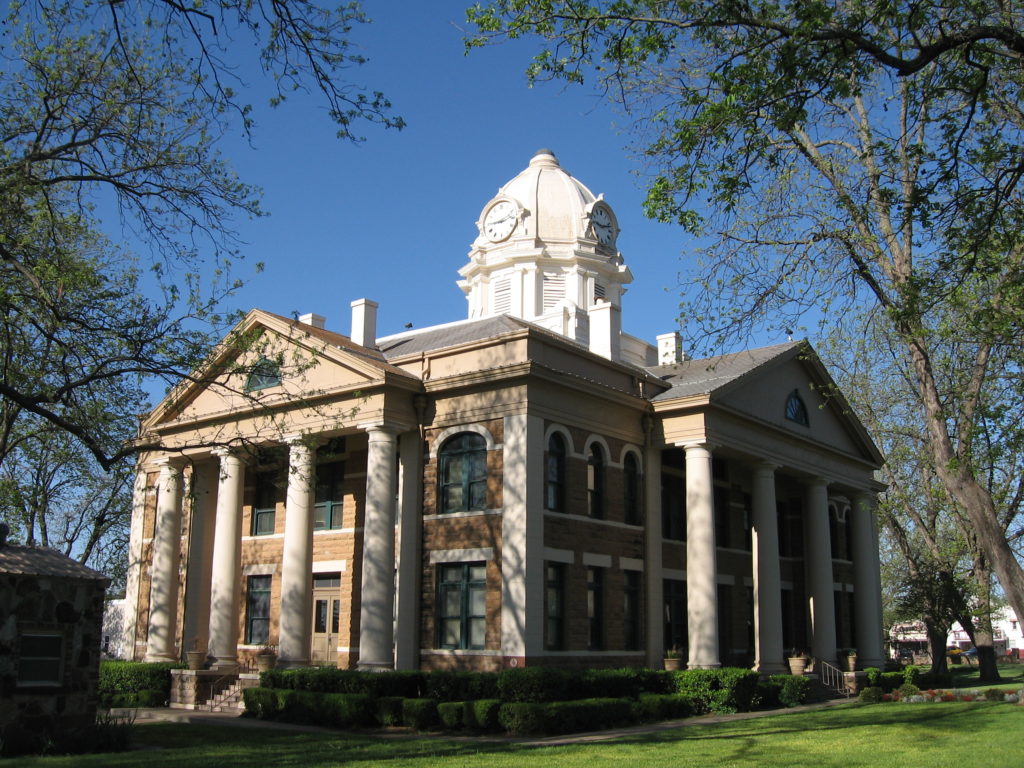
(591, 205, 615, 245)
(483, 200, 518, 242)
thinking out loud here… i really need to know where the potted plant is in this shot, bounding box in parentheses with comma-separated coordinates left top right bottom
(843, 648, 858, 672)
(255, 644, 278, 672)
(787, 650, 809, 676)
(664, 647, 683, 671)
(186, 639, 207, 671)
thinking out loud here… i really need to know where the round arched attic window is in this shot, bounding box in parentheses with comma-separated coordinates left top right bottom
(785, 389, 809, 427)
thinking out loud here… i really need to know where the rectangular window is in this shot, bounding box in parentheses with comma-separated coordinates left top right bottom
(714, 486, 731, 548)
(438, 562, 486, 650)
(246, 575, 272, 644)
(17, 633, 63, 686)
(314, 463, 345, 530)
(587, 567, 604, 651)
(778, 498, 804, 557)
(661, 473, 686, 541)
(623, 571, 642, 651)
(663, 578, 687, 655)
(251, 473, 278, 535)
(545, 563, 565, 650)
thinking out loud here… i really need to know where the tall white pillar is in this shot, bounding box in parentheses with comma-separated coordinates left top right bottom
(501, 413, 545, 661)
(278, 437, 317, 668)
(685, 442, 720, 668)
(395, 429, 424, 670)
(208, 449, 245, 671)
(751, 462, 785, 673)
(805, 478, 837, 666)
(644, 443, 664, 667)
(182, 461, 217, 659)
(852, 491, 885, 667)
(358, 425, 399, 670)
(145, 458, 185, 662)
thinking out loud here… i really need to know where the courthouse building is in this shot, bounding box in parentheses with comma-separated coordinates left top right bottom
(122, 149, 886, 674)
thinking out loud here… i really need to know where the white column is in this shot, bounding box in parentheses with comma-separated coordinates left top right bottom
(145, 458, 185, 662)
(751, 462, 785, 673)
(685, 443, 720, 669)
(852, 491, 885, 668)
(182, 461, 217, 658)
(122, 468, 151, 660)
(804, 478, 837, 666)
(358, 425, 399, 670)
(208, 449, 245, 671)
(278, 438, 317, 668)
(394, 430, 424, 670)
(501, 413, 545, 661)
(644, 444, 664, 667)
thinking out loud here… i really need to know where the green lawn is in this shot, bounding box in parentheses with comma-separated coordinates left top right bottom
(946, 663, 1024, 689)
(9, 702, 1024, 768)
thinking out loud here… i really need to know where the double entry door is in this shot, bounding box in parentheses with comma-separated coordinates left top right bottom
(310, 572, 341, 665)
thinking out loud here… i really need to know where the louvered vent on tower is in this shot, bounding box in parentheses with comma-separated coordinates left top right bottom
(492, 278, 511, 314)
(543, 272, 565, 311)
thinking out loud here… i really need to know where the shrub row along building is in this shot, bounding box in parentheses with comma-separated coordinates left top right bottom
(122, 150, 886, 675)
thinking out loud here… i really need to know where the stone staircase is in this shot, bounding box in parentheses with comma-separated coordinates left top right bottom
(205, 679, 246, 712)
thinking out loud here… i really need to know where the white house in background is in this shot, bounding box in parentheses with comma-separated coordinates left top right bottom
(890, 608, 1024, 660)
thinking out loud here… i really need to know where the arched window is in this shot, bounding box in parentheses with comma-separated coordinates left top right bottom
(439, 433, 487, 513)
(587, 443, 605, 519)
(245, 357, 281, 392)
(545, 433, 567, 512)
(785, 389, 809, 426)
(623, 452, 641, 525)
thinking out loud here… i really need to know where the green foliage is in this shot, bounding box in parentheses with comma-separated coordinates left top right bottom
(498, 699, 636, 736)
(437, 701, 465, 730)
(864, 667, 882, 687)
(402, 699, 439, 731)
(375, 697, 404, 727)
(98, 661, 182, 708)
(464, 699, 501, 732)
(633, 693, 696, 721)
(671, 668, 761, 714)
(261, 668, 424, 698)
(496, 667, 669, 703)
(0, 711, 135, 758)
(497, 702, 547, 736)
(497, 667, 569, 703)
(422, 671, 499, 702)
(758, 675, 810, 709)
(878, 672, 906, 693)
(859, 686, 885, 704)
(897, 683, 921, 699)
(245, 689, 374, 728)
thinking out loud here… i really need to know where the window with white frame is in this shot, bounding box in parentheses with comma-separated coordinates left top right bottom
(17, 633, 63, 686)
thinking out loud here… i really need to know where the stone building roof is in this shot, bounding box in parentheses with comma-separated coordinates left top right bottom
(0, 543, 110, 583)
(647, 342, 802, 401)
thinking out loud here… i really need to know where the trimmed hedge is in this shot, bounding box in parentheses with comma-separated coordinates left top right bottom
(465, 699, 501, 732)
(633, 693, 696, 722)
(402, 698, 439, 730)
(98, 661, 183, 708)
(375, 696, 404, 727)
(498, 698, 637, 736)
(496, 667, 671, 703)
(260, 668, 425, 698)
(671, 668, 760, 714)
(437, 701, 464, 730)
(423, 670, 500, 702)
(241, 688, 374, 728)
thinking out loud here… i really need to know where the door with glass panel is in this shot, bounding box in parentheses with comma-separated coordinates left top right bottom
(310, 572, 341, 665)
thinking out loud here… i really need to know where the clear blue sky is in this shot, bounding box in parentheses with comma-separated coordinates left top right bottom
(206, 2, 774, 353)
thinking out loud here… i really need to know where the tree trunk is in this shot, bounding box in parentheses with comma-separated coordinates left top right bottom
(925, 624, 949, 675)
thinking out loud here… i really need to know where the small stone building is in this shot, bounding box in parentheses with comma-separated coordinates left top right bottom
(0, 533, 110, 738)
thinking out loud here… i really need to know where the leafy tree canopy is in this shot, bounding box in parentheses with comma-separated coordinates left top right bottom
(0, 1, 401, 471)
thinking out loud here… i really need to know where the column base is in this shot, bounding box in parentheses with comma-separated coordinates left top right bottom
(144, 651, 178, 663)
(357, 661, 395, 673)
(276, 658, 311, 670)
(210, 658, 239, 673)
(753, 661, 788, 675)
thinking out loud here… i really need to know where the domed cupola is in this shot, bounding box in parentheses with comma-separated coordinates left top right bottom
(458, 149, 634, 358)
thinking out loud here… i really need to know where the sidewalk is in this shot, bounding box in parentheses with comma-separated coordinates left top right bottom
(115, 698, 849, 746)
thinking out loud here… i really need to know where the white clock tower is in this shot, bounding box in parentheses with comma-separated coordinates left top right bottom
(458, 149, 642, 363)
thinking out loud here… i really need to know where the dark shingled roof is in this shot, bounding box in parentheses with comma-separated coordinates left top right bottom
(377, 316, 533, 359)
(0, 543, 110, 582)
(647, 342, 801, 401)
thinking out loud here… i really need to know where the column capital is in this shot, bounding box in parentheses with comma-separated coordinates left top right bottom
(681, 441, 715, 458)
(805, 475, 831, 490)
(212, 445, 244, 460)
(752, 460, 780, 475)
(283, 433, 324, 449)
(358, 420, 404, 437)
(153, 456, 187, 471)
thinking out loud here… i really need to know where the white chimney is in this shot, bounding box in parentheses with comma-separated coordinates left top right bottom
(588, 300, 621, 361)
(299, 312, 325, 329)
(350, 298, 379, 348)
(657, 331, 685, 364)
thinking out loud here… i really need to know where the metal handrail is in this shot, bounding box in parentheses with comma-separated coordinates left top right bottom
(818, 659, 851, 697)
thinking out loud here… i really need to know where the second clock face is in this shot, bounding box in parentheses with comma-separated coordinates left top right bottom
(591, 205, 615, 245)
(484, 201, 518, 241)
